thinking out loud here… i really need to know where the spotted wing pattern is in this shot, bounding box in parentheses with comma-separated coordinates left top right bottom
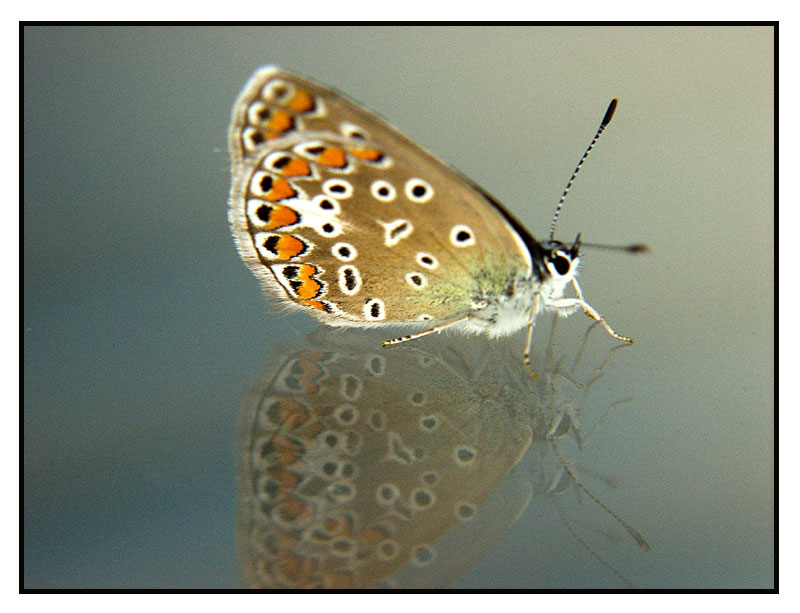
(228, 67, 532, 327)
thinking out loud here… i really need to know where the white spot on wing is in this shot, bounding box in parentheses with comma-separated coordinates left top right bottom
(450, 224, 476, 247)
(380, 219, 413, 247)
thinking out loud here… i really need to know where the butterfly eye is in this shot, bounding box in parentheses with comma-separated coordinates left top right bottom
(550, 252, 572, 276)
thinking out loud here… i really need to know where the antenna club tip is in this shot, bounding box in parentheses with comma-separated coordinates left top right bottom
(627, 243, 649, 254)
(602, 98, 619, 127)
(550, 100, 620, 237)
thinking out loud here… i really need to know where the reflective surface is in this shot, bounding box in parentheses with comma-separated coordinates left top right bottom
(236, 324, 648, 588)
(24, 26, 773, 589)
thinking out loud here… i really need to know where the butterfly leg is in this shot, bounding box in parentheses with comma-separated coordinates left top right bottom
(523, 294, 541, 380)
(381, 315, 471, 347)
(548, 279, 634, 343)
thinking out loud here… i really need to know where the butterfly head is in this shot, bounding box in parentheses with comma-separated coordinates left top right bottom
(535, 233, 582, 299)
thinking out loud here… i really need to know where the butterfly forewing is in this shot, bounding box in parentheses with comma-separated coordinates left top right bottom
(228, 67, 533, 327)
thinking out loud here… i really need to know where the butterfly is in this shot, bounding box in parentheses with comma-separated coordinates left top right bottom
(228, 67, 639, 373)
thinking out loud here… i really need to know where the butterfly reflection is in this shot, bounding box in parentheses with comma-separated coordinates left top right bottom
(235, 319, 647, 589)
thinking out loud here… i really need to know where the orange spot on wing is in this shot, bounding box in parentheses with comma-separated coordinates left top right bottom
(280, 158, 311, 177)
(265, 178, 298, 202)
(324, 516, 353, 537)
(276, 398, 310, 429)
(317, 147, 347, 168)
(272, 469, 301, 492)
(266, 109, 294, 133)
(296, 283, 321, 300)
(276, 496, 314, 524)
(287, 89, 315, 113)
(274, 234, 306, 259)
(267, 205, 299, 229)
(291, 265, 323, 300)
(293, 358, 322, 394)
(296, 357, 322, 378)
(295, 418, 323, 442)
(272, 527, 300, 551)
(272, 435, 302, 465)
(299, 299, 329, 313)
(348, 147, 383, 162)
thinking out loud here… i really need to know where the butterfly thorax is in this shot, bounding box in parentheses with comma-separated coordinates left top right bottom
(461, 238, 582, 338)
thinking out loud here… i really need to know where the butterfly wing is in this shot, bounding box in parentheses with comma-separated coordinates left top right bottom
(228, 67, 534, 327)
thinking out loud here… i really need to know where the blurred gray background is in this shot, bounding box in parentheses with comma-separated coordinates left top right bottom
(24, 25, 773, 589)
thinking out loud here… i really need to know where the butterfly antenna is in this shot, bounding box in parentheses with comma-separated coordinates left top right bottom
(551, 441, 651, 552)
(582, 241, 649, 254)
(552, 498, 636, 588)
(549, 98, 618, 241)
